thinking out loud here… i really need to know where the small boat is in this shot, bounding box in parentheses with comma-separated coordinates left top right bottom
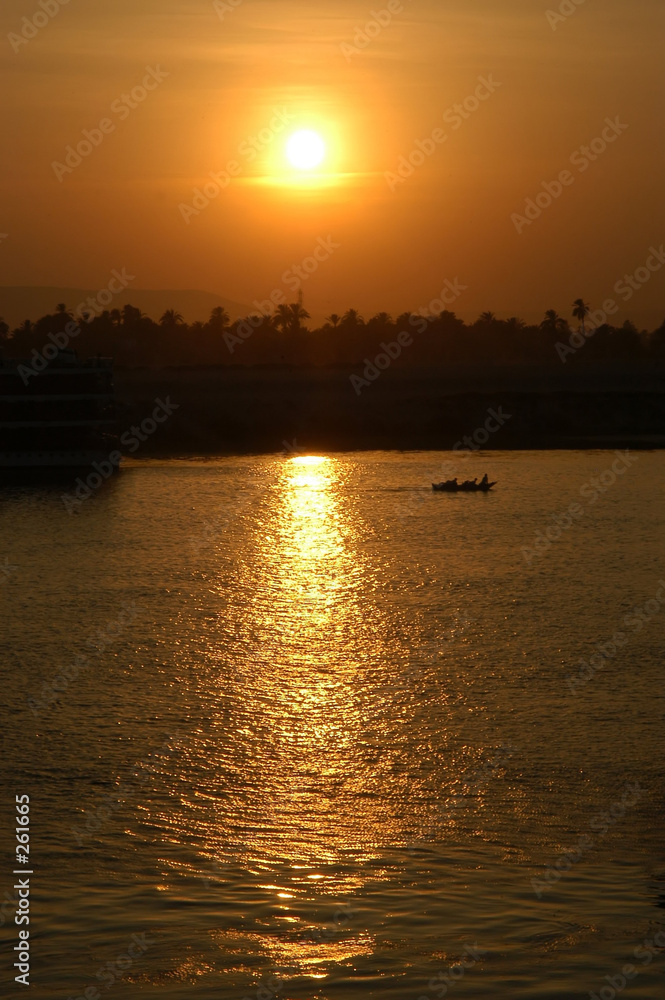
(432, 478, 496, 493)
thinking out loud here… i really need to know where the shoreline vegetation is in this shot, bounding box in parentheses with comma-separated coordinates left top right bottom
(1, 299, 664, 370)
(2, 300, 665, 455)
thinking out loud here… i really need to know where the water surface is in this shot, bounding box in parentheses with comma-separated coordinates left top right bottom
(1, 451, 664, 998)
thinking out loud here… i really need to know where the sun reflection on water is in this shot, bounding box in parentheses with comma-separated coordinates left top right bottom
(153, 455, 407, 980)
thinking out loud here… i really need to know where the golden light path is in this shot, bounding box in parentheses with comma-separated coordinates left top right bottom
(207, 455, 382, 977)
(289, 454, 328, 466)
(147, 454, 484, 989)
(153, 455, 412, 983)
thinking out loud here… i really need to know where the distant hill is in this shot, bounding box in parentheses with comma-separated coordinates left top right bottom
(0, 287, 249, 328)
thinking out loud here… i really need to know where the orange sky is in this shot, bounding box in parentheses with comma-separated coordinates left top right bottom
(1, 0, 663, 327)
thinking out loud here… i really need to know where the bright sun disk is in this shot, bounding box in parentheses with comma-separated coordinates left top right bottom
(286, 130, 326, 170)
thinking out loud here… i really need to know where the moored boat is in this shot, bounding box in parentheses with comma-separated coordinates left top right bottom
(0, 350, 115, 469)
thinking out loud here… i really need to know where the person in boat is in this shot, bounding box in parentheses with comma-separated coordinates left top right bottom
(480, 474, 489, 487)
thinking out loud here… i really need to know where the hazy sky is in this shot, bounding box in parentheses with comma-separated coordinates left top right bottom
(1, 0, 663, 325)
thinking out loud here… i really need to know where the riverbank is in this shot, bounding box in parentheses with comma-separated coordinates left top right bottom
(113, 364, 665, 456)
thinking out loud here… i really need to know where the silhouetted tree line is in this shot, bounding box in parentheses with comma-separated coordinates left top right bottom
(1, 300, 664, 368)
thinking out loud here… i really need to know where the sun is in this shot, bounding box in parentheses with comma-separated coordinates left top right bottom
(286, 130, 326, 170)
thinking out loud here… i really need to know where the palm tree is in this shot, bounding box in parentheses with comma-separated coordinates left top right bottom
(159, 309, 185, 327)
(287, 302, 310, 335)
(273, 303, 309, 335)
(208, 306, 231, 332)
(479, 311, 496, 323)
(121, 305, 144, 326)
(325, 313, 341, 328)
(572, 298, 590, 334)
(505, 316, 526, 331)
(540, 309, 567, 332)
(13, 319, 34, 339)
(342, 308, 364, 327)
(0, 316, 8, 341)
(369, 311, 393, 327)
(395, 312, 415, 328)
(56, 302, 68, 315)
(274, 303, 292, 333)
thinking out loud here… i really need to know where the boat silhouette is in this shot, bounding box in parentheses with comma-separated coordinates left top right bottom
(432, 478, 496, 493)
